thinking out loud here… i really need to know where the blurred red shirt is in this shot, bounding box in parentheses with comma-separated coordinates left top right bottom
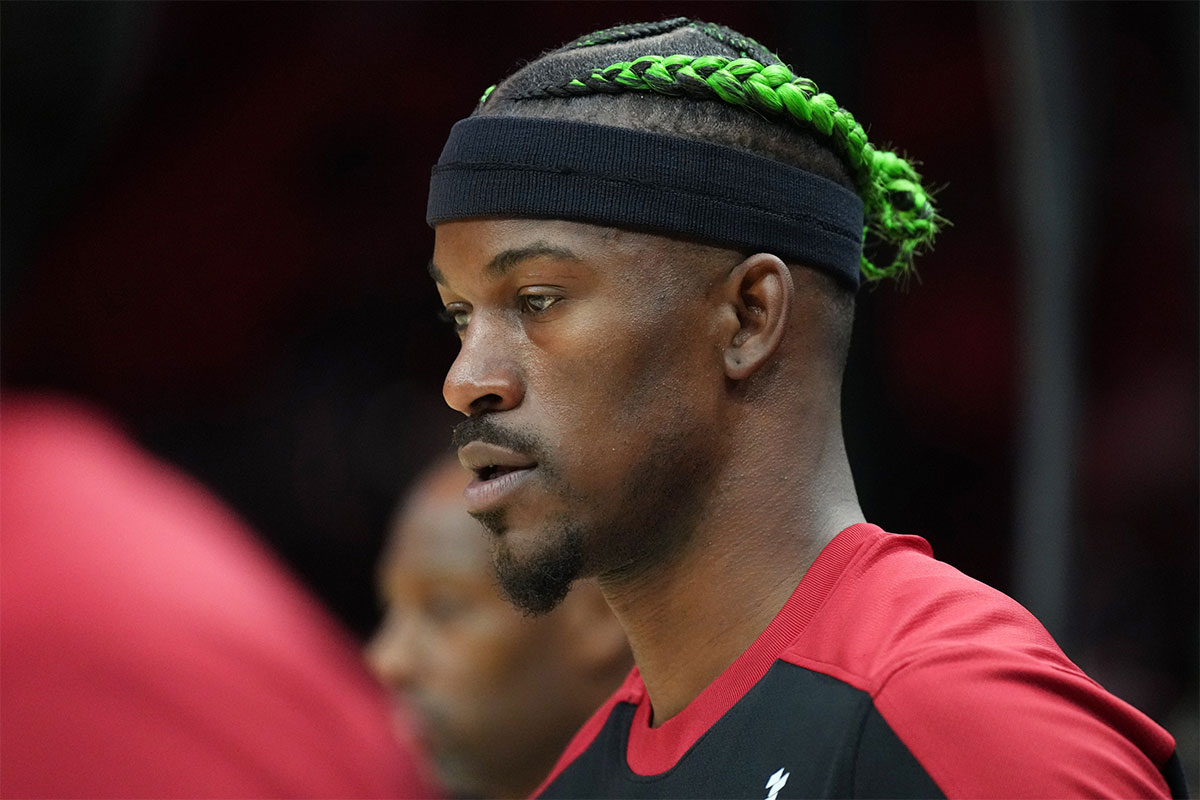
(0, 393, 441, 799)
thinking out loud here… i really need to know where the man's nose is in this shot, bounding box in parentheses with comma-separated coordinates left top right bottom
(365, 613, 418, 690)
(443, 320, 525, 416)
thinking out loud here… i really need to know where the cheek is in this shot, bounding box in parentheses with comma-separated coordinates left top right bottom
(536, 312, 716, 462)
(535, 300, 709, 415)
(434, 614, 543, 700)
(436, 623, 564, 750)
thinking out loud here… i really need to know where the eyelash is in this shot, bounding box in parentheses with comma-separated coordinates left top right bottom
(437, 307, 470, 333)
(437, 293, 562, 334)
(518, 293, 561, 314)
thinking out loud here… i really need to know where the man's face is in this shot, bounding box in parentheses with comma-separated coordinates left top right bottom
(367, 463, 589, 798)
(431, 219, 734, 612)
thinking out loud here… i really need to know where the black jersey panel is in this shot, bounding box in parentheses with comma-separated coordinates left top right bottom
(1161, 751, 1189, 799)
(853, 702, 946, 798)
(538, 661, 943, 799)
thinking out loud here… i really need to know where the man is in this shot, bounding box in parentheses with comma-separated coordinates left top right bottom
(368, 456, 632, 799)
(423, 18, 1186, 799)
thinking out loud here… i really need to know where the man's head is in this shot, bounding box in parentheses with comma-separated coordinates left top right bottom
(367, 457, 631, 800)
(426, 19, 941, 615)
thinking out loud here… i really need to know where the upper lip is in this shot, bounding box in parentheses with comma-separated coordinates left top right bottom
(457, 441, 537, 476)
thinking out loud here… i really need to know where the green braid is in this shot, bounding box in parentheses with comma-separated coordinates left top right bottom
(482, 53, 943, 282)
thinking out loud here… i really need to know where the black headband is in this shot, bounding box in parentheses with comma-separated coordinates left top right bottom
(427, 116, 866, 289)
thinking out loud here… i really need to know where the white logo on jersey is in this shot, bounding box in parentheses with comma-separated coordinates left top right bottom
(765, 767, 790, 800)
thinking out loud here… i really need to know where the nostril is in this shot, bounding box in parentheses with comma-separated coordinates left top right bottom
(469, 393, 505, 415)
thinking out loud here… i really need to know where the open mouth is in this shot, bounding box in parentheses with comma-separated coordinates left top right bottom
(458, 440, 538, 513)
(475, 463, 526, 482)
(458, 440, 537, 477)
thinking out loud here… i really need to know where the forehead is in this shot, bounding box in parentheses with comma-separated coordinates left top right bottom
(429, 218, 704, 288)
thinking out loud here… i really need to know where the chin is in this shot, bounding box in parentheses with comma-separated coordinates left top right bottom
(490, 517, 585, 616)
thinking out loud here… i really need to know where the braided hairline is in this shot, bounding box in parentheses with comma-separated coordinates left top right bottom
(567, 19, 770, 61)
(482, 53, 942, 282)
(566, 18, 690, 49)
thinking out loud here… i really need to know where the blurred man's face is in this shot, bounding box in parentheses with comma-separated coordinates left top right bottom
(367, 463, 593, 799)
(431, 219, 733, 614)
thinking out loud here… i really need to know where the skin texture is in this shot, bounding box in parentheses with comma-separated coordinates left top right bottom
(366, 458, 630, 800)
(431, 218, 865, 725)
(435, 221, 739, 608)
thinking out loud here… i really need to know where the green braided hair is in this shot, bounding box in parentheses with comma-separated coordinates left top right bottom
(476, 19, 944, 284)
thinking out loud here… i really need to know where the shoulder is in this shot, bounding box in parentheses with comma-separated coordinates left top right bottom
(784, 527, 1177, 798)
(1, 394, 353, 669)
(0, 394, 429, 798)
(782, 528, 1061, 690)
(2, 393, 332, 641)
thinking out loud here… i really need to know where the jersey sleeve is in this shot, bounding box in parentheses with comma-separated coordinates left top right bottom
(870, 642, 1177, 799)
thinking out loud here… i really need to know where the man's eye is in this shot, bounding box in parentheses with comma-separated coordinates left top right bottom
(519, 294, 561, 314)
(425, 594, 471, 624)
(437, 307, 470, 332)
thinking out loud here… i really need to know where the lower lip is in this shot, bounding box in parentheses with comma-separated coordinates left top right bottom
(463, 467, 535, 514)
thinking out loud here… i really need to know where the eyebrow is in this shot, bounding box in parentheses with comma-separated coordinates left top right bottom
(427, 242, 580, 286)
(485, 243, 579, 278)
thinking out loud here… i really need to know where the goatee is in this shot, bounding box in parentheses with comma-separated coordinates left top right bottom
(474, 508, 585, 616)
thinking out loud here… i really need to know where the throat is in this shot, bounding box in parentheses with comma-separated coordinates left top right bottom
(600, 535, 817, 728)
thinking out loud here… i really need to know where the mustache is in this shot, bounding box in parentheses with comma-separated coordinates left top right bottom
(451, 415, 544, 460)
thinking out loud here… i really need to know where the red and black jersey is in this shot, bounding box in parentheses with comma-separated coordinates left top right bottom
(534, 524, 1185, 799)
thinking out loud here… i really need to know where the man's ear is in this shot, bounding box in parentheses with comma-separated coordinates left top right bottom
(721, 253, 794, 381)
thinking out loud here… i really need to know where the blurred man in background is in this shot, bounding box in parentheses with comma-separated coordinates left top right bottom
(368, 456, 632, 799)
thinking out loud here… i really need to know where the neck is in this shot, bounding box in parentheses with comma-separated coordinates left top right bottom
(597, 416, 862, 726)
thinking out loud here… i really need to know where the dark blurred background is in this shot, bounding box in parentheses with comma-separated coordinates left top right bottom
(3, 0, 1196, 783)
